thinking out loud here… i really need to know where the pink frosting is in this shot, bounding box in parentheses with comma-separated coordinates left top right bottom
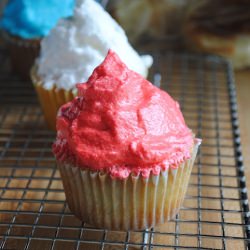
(53, 50, 194, 179)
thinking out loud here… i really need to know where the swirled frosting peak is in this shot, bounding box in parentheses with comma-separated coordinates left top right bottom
(53, 50, 194, 179)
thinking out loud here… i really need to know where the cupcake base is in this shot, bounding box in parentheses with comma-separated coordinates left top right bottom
(3, 32, 40, 80)
(57, 141, 200, 231)
(31, 67, 75, 130)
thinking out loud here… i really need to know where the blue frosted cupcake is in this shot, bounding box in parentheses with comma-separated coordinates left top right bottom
(0, 0, 75, 79)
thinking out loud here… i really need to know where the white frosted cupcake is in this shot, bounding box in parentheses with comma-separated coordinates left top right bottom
(53, 50, 201, 230)
(31, 0, 152, 130)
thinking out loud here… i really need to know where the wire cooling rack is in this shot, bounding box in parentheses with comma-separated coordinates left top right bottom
(0, 45, 250, 250)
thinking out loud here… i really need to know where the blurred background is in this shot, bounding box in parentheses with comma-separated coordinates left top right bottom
(1, 0, 250, 69)
(108, 0, 250, 70)
(1, 0, 250, 70)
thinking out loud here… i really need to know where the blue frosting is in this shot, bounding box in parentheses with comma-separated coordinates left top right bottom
(0, 0, 75, 39)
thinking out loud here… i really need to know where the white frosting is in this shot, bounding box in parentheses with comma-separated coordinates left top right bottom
(37, 0, 153, 90)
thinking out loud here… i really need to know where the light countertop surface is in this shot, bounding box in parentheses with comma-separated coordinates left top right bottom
(235, 70, 250, 195)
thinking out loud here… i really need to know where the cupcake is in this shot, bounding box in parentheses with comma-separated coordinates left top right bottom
(53, 50, 201, 230)
(182, 0, 250, 70)
(32, 0, 152, 131)
(0, 0, 75, 79)
(110, 0, 188, 43)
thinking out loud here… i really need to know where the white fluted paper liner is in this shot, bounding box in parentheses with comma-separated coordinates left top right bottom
(58, 140, 200, 231)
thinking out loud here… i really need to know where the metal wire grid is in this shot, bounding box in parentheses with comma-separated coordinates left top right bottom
(0, 50, 249, 249)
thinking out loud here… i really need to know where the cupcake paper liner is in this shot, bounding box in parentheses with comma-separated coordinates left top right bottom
(2, 31, 40, 80)
(30, 67, 76, 130)
(57, 141, 200, 231)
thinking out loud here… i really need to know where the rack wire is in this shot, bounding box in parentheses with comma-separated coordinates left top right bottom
(0, 44, 250, 249)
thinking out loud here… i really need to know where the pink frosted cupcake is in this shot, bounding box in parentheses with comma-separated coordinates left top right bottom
(53, 50, 201, 230)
